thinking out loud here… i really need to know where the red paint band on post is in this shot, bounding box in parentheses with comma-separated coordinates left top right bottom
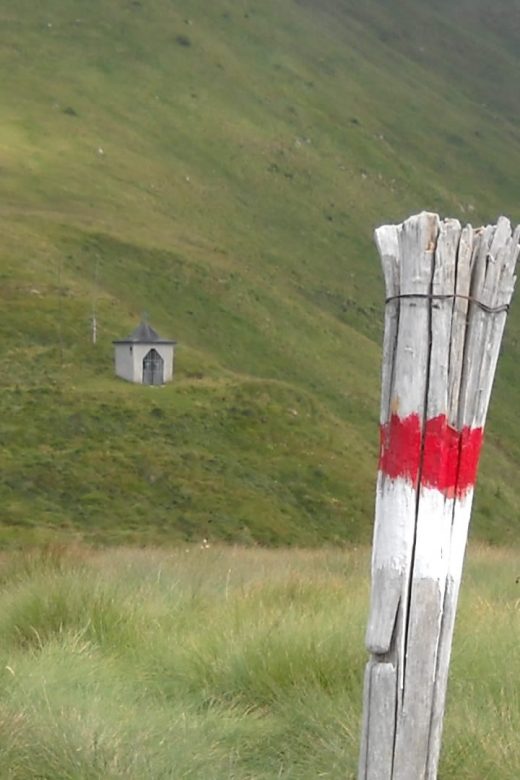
(457, 425, 484, 495)
(379, 412, 422, 484)
(422, 415, 459, 497)
(379, 413, 484, 498)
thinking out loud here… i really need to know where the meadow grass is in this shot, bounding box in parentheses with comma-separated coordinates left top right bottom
(0, 543, 517, 778)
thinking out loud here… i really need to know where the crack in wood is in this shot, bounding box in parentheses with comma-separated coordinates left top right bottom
(359, 212, 519, 780)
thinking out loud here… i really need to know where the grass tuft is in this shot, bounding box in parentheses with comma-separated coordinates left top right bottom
(0, 545, 518, 778)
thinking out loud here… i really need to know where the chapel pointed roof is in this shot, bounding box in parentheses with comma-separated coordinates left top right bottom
(113, 320, 176, 345)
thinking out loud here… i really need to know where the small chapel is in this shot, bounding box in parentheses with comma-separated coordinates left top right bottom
(113, 321, 176, 385)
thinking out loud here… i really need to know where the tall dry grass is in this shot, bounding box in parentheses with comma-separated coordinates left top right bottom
(0, 544, 517, 778)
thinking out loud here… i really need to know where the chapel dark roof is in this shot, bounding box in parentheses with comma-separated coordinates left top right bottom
(113, 321, 176, 345)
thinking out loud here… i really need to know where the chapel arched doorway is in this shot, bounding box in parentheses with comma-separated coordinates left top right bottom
(143, 348, 164, 385)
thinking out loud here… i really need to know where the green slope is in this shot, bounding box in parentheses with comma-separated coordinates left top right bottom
(1, 0, 519, 546)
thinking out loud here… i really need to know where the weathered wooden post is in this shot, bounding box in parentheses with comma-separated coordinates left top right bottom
(359, 212, 519, 780)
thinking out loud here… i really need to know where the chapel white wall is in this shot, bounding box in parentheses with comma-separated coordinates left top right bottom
(114, 344, 135, 382)
(115, 342, 175, 384)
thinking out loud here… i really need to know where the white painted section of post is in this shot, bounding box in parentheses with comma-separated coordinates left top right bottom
(365, 224, 402, 656)
(392, 219, 461, 780)
(425, 221, 519, 779)
(359, 212, 519, 780)
(366, 213, 439, 653)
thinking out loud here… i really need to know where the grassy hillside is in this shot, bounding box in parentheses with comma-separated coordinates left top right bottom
(1, 0, 519, 545)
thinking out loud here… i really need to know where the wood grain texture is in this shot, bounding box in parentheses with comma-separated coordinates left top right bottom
(359, 212, 519, 780)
